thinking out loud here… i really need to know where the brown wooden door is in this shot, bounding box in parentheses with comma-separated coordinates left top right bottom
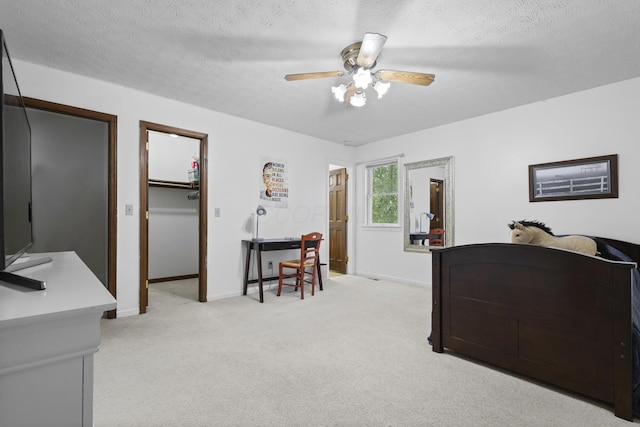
(329, 168, 348, 274)
(430, 179, 444, 230)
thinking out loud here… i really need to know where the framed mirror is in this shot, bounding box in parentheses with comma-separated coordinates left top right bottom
(404, 156, 454, 252)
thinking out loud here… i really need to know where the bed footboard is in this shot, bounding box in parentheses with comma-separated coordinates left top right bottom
(431, 243, 636, 421)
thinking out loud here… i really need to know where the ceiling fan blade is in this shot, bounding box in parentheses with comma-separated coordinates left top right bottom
(374, 70, 435, 86)
(356, 33, 387, 68)
(284, 71, 345, 81)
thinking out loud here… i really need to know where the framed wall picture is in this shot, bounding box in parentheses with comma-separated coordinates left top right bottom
(528, 154, 618, 202)
(259, 157, 289, 207)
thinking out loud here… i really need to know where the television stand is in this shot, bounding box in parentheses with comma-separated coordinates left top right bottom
(0, 251, 116, 427)
(0, 256, 52, 290)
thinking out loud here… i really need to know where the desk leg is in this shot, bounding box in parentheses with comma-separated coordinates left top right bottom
(243, 241, 251, 296)
(256, 247, 264, 303)
(317, 255, 323, 291)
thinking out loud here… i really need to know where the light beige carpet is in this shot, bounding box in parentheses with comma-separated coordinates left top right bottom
(94, 276, 631, 426)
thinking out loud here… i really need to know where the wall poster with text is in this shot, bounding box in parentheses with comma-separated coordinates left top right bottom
(259, 157, 288, 207)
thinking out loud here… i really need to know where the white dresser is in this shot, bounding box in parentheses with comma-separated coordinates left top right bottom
(0, 251, 116, 427)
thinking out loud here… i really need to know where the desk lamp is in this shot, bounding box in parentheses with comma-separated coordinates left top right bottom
(255, 205, 267, 240)
(419, 212, 435, 233)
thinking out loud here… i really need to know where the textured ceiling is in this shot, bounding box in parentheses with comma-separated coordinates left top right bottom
(2, 1, 640, 146)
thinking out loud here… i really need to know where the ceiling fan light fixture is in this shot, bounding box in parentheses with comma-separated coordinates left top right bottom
(284, 33, 434, 108)
(373, 81, 390, 99)
(353, 67, 373, 89)
(331, 83, 348, 102)
(349, 90, 366, 107)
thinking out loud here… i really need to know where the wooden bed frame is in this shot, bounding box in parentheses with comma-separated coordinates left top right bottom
(431, 238, 640, 421)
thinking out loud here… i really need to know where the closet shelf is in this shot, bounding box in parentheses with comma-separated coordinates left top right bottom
(149, 179, 199, 190)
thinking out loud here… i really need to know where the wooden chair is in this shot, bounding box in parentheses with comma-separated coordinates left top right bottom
(428, 228, 445, 246)
(277, 232, 322, 299)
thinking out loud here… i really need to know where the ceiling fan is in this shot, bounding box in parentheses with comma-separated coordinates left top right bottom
(284, 33, 435, 107)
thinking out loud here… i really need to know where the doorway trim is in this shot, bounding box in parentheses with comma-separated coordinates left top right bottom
(139, 121, 208, 313)
(23, 97, 118, 318)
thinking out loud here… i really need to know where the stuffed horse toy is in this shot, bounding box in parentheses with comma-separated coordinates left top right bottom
(508, 220, 597, 256)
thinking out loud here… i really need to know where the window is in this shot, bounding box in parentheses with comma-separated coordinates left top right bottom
(367, 161, 399, 225)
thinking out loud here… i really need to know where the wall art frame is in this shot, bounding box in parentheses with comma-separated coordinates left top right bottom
(528, 154, 618, 202)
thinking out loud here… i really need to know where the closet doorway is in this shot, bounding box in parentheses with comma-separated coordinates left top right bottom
(24, 98, 117, 319)
(139, 121, 208, 314)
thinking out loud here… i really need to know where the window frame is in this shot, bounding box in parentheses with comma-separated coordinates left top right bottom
(365, 159, 400, 227)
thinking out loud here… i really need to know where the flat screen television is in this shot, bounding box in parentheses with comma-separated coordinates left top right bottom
(0, 29, 47, 290)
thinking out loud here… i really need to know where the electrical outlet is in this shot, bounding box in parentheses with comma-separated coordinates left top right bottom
(268, 261, 273, 269)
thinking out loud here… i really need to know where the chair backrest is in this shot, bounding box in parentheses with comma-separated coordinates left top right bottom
(300, 232, 322, 266)
(428, 228, 445, 246)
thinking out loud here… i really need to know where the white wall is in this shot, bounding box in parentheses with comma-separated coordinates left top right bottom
(148, 187, 199, 279)
(354, 77, 640, 285)
(15, 60, 355, 317)
(148, 131, 200, 182)
(15, 59, 640, 310)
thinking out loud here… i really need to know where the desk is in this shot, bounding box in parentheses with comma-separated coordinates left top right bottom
(242, 238, 323, 303)
(410, 232, 429, 245)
